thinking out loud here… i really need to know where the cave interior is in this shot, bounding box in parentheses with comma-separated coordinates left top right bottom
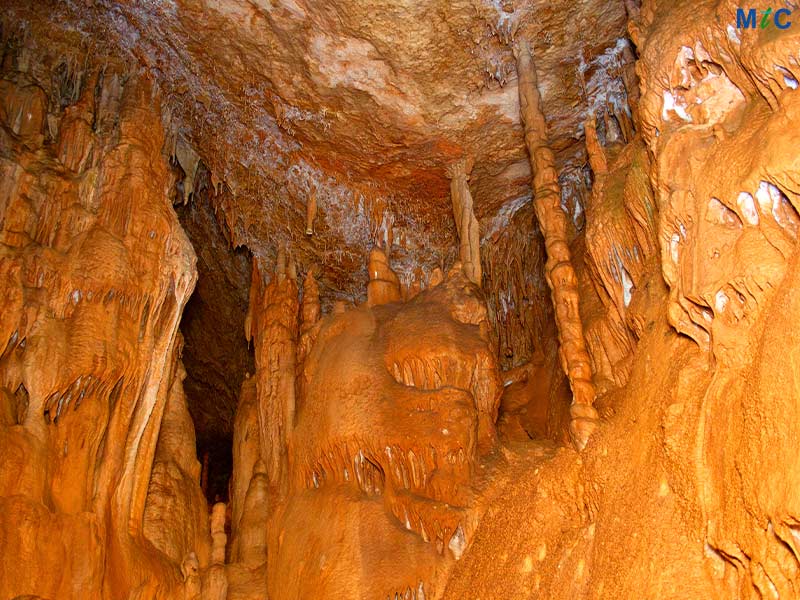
(2, 0, 800, 598)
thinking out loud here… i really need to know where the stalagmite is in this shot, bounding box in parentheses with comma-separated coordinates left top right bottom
(366, 246, 402, 306)
(428, 267, 444, 288)
(246, 251, 299, 488)
(143, 357, 211, 567)
(514, 39, 598, 450)
(229, 376, 259, 544)
(182, 553, 201, 600)
(230, 459, 269, 567)
(300, 267, 320, 332)
(446, 158, 482, 286)
(298, 266, 321, 366)
(203, 502, 228, 600)
(584, 116, 608, 177)
(281, 265, 501, 596)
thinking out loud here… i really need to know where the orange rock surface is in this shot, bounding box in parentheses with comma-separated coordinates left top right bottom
(3, 0, 800, 598)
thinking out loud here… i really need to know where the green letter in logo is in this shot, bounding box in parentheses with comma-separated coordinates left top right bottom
(761, 7, 773, 28)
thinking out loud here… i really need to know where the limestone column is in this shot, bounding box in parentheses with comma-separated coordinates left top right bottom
(514, 40, 598, 450)
(584, 116, 608, 177)
(300, 267, 321, 341)
(245, 248, 299, 488)
(297, 267, 322, 400)
(229, 459, 269, 567)
(446, 158, 482, 286)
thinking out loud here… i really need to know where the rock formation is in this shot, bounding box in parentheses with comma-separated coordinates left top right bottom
(245, 251, 299, 489)
(203, 502, 229, 600)
(4, 0, 800, 598)
(514, 39, 599, 450)
(446, 158, 482, 286)
(366, 246, 402, 307)
(0, 47, 206, 598)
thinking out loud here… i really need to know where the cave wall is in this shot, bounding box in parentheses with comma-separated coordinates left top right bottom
(442, 0, 800, 597)
(0, 31, 210, 600)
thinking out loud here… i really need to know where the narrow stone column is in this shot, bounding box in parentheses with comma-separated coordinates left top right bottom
(298, 266, 321, 360)
(366, 247, 402, 306)
(514, 40, 598, 450)
(245, 248, 299, 487)
(446, 158, 482, 286)
(204, 502, 229, 600)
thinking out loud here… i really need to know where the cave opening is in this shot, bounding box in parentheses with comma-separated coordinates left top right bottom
(174, 163, 254, 504)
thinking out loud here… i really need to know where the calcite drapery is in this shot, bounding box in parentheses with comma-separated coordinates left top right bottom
(514, 40, 598, 450)
(0, 56, 207, 598)
(446, 158, 483, 286)
(274, 265, 502, 597)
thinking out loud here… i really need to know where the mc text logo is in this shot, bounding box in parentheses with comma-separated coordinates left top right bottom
(736, 6, 794, 29)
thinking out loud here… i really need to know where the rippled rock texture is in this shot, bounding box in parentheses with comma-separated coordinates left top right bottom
(0, 49, 207, 599)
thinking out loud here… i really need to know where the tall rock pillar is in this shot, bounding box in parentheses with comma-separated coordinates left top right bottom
(446, 158, 482, 286)
(514, 40, 598, 450)
(245, 248, 299, 488)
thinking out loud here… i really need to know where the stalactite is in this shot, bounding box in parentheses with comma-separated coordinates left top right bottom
(584, 116, 608, 178)
(446, 158, 482, 286)
(428, 266, 444, 288)
(514, 39, 598, 450)
(305, 189, 317, 235)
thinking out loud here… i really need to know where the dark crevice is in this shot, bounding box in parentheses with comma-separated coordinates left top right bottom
(175, 164, 254, 503)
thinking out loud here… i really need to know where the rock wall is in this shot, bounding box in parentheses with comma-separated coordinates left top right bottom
(0, 38, 209, 599)
(442, 0, 800, 597)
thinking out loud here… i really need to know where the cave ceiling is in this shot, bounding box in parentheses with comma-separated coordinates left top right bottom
(9, 0, 628, 300)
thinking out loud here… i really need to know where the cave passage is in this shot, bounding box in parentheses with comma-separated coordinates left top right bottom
(175, 165, 254, 504)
